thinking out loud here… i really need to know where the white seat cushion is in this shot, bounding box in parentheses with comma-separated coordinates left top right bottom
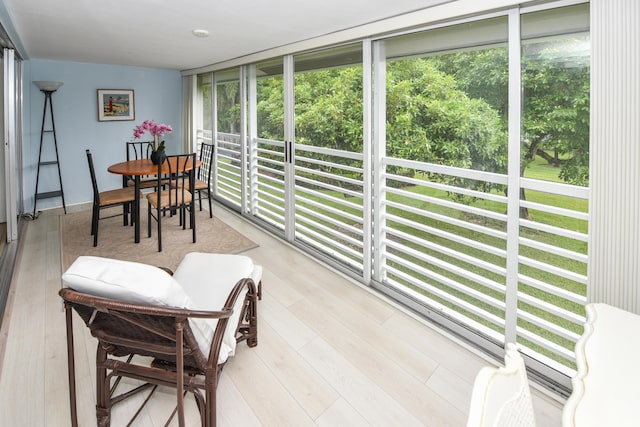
(173, 252, 261, 363)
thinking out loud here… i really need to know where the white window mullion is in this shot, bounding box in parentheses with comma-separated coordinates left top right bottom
(362, 39, 373, 284)
(372, 40, 387, 284)
(283, 54, 296, 243)
(4, 49, 18, 240)
(247, 64, 259, 216)
(504, 9, 522, 345)
(211, 72, 218, 197)
(239, 66, 248, 214)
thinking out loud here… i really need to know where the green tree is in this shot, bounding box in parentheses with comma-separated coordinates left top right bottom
(386, 59, 506, 173)
(217, 81, 240, 134)
(257, 75, 284, 140)
(433, 40, 590, 186)
(294, 67, 363, 152)
(522, 39, 590, 186)
(254, 61, 507, 198)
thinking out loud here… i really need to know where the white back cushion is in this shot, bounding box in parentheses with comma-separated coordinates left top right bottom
(173, 253, 259, 363)
(62, 256, 192, 307)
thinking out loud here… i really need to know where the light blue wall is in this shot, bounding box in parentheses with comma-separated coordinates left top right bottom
(26, 59, 182, 212)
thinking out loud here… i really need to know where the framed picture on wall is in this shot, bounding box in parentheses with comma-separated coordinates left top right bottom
(97, 89, 135, 121)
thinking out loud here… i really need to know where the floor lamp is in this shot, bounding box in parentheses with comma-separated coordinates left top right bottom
(32, 80, 66, 218)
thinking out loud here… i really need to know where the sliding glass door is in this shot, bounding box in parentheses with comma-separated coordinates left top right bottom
(195, 1, 590, 391)
(290, 44, 368, 274)
(244, 45, 369, 274)
(373, 14, 512, 358)
(247, 57, 287, 233)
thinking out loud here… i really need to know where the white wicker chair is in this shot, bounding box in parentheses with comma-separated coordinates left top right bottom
(467, 343, 536, 427)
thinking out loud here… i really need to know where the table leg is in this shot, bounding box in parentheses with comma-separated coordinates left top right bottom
(135, 176, 141, 243)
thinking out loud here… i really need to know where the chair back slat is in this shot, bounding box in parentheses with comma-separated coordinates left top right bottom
(148, 153, 197, 251)
(125, 141, 156, 186)
(85, 150, 100, 203)
(156, 153, 196, 208)
(198, 142, 215, 186)
(193, 142, 215, 217)
(126, 141, 154, 161)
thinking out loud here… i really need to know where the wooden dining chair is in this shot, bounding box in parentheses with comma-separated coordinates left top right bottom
(195, 142, 215, 217)
(147, 153, 197, 251)
(86, 149, 142, 247)
(172, 142, 214, 218)
(127, 140, 154, 161)
(125, 141, 167, 189)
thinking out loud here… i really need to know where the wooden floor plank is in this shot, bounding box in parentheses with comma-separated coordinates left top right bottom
(216, 373, 263, 427)
(289, 297, 466, 426)
(226, 348, 317, 427)
(315, 398, 370, 427)
(299, 337, 425, 427)
(254, 319, 339, 419)
(258, 289, 317, 351)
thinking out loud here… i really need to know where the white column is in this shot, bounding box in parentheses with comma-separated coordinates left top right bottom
(589, 0, 640, 312)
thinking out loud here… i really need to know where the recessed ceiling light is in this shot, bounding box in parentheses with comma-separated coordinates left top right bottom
(192, 29, 209, 38)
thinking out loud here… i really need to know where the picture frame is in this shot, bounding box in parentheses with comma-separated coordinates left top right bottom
(97, 89, 135, 121)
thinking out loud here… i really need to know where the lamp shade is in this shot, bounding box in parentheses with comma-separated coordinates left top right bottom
(33, 81, 63, 91)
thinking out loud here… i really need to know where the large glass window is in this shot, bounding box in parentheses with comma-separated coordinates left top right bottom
(195, 2, 590, 388)
(517, 3, 590, 371)
(291, 44, 367, 272)
(195, 73, 212, 148)
(250, 58, 287, 230)
(378, 16, 511, 342)
(375, 5, 589, 378)
(214, 68, 243, 207)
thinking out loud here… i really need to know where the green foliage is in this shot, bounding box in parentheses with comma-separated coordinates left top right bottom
(431, 49, 509, 124)
(257, 75, 285, 140)
(433, 40, 590, 186)
(217, 81, 241, 133)
(230, 38, 590, 192)
(386, 59, 506, 171)
(293, 67, 364, 152)
(522, 38, 590, 186)
(385, 59, 507, 198)
(254, 60, 510, 200)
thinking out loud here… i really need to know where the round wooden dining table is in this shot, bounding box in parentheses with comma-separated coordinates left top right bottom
(108, 157, 201, 243)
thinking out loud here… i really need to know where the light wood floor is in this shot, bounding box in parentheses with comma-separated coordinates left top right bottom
(0, 204, 563, 426)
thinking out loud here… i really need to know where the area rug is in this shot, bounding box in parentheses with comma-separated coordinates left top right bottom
(61, 206, 258, 272)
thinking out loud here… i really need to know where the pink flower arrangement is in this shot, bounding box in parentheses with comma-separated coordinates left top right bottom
(132, 119, 172, 152)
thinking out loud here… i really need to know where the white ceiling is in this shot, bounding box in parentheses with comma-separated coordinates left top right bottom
(4, 0, 449, 71)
